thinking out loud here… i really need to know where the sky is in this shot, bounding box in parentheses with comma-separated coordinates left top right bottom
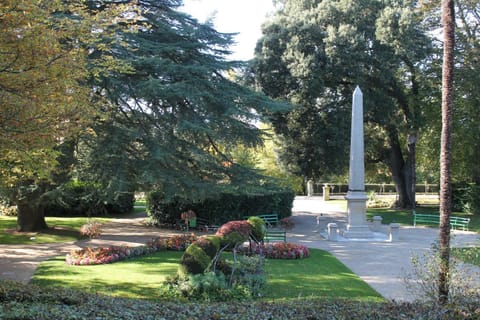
(180, 0, 277, 61)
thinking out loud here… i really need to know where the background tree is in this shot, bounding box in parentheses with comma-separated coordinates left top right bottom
(438, 0, 455, 305)
(0, 0, 93, 231)
(251, 0, 435, 208)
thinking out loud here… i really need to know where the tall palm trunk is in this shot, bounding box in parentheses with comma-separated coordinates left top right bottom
(438, 0, 455, 305)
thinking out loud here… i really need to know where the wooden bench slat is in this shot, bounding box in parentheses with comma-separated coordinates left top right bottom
(264, 230, 286, 243)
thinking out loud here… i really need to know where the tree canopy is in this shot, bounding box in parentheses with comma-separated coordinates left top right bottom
(0, 0, 92, 187)
(251, 0, 436, 207)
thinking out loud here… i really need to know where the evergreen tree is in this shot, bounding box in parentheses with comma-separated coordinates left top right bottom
(79, 0, 289, 201)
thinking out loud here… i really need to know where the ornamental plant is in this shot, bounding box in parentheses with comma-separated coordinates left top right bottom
(66, 234, 199, 266)
(79, 219, 102, 239)
(246, 242, 310, 260)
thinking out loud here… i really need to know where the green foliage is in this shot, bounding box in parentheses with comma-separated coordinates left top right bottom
(247, 216, 267, 241)
(251, 0, 435, 208)
(215, 221, 251, 247)
(147, 190, 295, 225)
(451, 183, 480, 214)
(179, 236, 221, 277)
(80, 0, 290, 206)
(44, 181, 134, 216)
(2, 279, 478, 320)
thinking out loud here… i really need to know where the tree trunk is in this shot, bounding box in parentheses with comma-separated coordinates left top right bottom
(386, 128, 414, 209)
(439, 0, 455, 306)
(17, 202, 48, 232)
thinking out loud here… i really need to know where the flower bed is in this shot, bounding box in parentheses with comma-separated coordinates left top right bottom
(66, 234, 198, 266)
(247, 242, 310, 259)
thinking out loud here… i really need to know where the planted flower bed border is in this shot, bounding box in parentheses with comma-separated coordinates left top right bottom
(66, 235, 310, 266)
(66, 234, 198, 266)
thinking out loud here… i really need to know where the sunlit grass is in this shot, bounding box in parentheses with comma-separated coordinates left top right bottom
(33, 252, 181, 299)
(0, 216, 110, 245)
(33, 249, 384, 302)
(264, 249, 383, 302)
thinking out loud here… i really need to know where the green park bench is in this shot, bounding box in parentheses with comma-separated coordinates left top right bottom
(243, 213, 279, 228)
(413, 213, 470, 231)
(264, 230, 286, 243)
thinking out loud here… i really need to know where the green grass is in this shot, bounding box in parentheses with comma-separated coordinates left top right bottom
(366, 206, 480, 233)
(33, 251, 181, 299)
(32, 249, 383, 302)
(263, 249, 383, 301)
(0, 216, 110, 245)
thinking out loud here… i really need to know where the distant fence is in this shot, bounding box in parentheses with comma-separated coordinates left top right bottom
(311, 183, 439, 195)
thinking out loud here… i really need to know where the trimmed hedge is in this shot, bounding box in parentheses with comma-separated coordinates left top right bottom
(45, 182, 134, 217)
(452, 182, 480, 214)
(147, 190, 295, 226)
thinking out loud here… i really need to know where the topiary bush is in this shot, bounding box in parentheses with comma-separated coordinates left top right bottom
(178, 235, 221, 277)
(247, 216, 267, 242)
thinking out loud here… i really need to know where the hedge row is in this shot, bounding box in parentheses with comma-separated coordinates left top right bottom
(147, 190, 295, 225)
(45, 182, 134, 217)
(452, 182, 480, 214)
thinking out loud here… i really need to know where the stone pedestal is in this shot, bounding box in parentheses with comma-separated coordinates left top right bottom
(327, 223, 338, 241)
(343, 191, 374, 239)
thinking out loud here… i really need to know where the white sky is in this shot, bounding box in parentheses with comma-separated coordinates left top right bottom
(180, 0, 276, 61)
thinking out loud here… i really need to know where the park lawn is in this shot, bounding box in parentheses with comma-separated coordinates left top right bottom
(0, 216, 110, 245)
(32, 249, 383, 302)
(366, 206, 480, 233)
(263, 248, 383, 302)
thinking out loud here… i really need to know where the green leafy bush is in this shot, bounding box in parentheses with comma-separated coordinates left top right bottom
(147, 189, 295, 226)
(452, 182, 480, 213)
(45, 181, 134, 216)
(1, 280, 480, 319)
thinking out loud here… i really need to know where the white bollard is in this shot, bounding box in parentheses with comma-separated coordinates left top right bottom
(372, 216, 382, 232)
(327, 223, 338, 241)
(389, 223, 400, 242)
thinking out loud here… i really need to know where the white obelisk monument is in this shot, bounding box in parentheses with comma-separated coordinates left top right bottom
(343, 86, 374, 239)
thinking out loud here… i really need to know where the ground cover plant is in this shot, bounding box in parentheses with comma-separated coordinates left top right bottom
(1, 280, 478, 320)
(452, 247, 480, 266)
(0, 216, 110, 244)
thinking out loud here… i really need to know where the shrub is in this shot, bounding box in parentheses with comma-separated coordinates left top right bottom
(79, 219, 102, 239)
(146, 189, 295, 226)
(405, 242, 480, 313)
(243, 242, 310, 260)
(452, 182, 480, 213)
